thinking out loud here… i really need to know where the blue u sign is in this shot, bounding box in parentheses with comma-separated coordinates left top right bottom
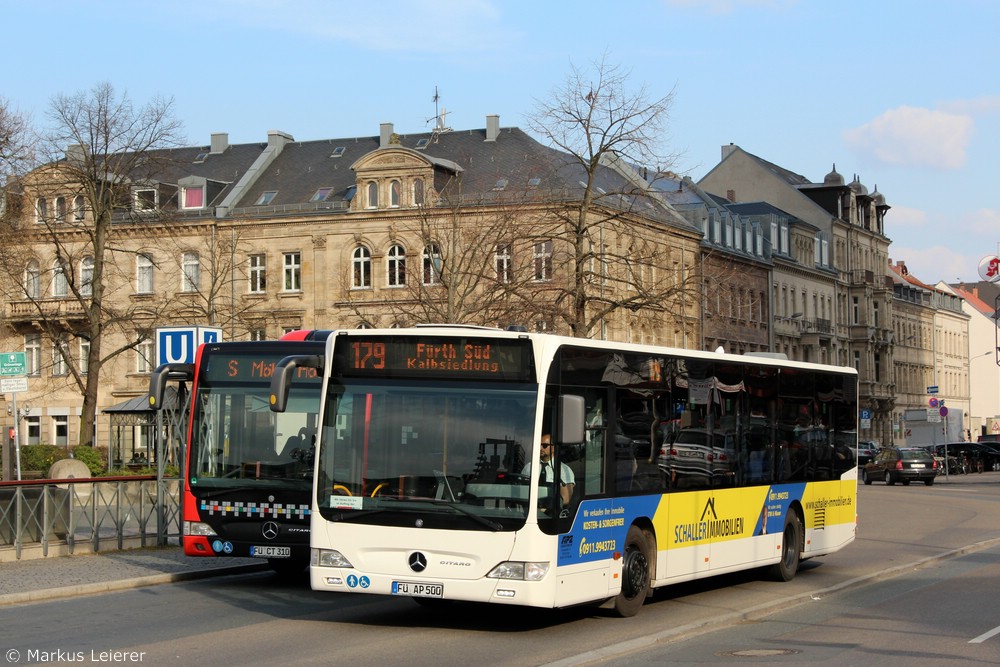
(156, 326, 223, 366)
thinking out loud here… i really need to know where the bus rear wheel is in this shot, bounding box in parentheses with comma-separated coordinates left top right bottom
(614, 525, 651, 617)
(767, 512, 801, 582)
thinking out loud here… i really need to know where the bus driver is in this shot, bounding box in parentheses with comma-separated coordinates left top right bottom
(521, 433, 575, 508)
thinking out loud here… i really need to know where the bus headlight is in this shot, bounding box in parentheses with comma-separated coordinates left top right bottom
(184, 521, 217, 537)
(487, 561, 549, 581)
(312, 548, 353, 568)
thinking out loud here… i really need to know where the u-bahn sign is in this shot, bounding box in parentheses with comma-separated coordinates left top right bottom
(156, 326, 223, 366)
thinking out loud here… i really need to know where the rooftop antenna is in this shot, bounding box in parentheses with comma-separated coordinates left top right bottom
(426, 86, 452, 136)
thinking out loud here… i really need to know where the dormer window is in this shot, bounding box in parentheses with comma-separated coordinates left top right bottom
(366, 182, 378, 209)
(413, 179, 424, 206)
(330, 147, 345, 158)
(35, 197, 47, 224)
(193, 152, 209, 164)
(134, 188, 157, 211)
(415, 138, 429, 149)
(390, 180, 400, 208)
(181, 185, 204, 209)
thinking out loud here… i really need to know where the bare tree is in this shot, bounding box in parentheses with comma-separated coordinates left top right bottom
(0, 97, 33, 186)
(341, 178, 549, 329)
(0, 83, 184, 447)
(527, 56, 704, 340)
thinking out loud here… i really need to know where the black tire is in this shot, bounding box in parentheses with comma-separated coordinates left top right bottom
(884, 471, 895, 486)
(924, 478, 935, 486)
(861, 469, 872, 485)
(768, 511, 802, 582)
(613, 525, 651, 617)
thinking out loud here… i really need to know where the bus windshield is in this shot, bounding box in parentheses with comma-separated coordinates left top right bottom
(317, 378, 537, 529)
(190, 360, 321, 491)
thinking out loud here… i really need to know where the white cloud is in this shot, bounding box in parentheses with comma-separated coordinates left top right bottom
(843, 106, 973, 169)
(941, 95, 1000, 116)
(884, 204, 929, 229)
(217, 0, 511, 54)
(963, 208, 1000, 238)
(890, 244, 975, 284)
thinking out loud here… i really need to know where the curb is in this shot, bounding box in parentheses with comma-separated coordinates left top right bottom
(0, 562, 268, 607)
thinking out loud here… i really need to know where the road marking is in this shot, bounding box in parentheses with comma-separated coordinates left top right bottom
(970, 624, 1000, 644)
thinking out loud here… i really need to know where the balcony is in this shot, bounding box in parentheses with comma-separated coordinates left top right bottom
(6, 298, 88, 324)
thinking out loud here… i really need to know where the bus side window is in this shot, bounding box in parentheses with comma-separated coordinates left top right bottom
(581, 393, 606, 498)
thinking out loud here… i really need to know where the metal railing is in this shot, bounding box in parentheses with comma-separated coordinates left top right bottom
(0, 476, 180, 560)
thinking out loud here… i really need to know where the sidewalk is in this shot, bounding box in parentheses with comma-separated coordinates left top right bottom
(0, 546, 267, 606)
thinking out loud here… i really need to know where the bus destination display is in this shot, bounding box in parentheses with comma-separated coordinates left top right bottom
(203, 354, 321, 383)
(335, 336, 533, 381)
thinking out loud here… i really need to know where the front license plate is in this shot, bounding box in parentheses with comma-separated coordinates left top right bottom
(251, 546, 291, 558)
(392, 581, 444, 598)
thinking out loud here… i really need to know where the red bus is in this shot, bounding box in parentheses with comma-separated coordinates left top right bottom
(149, 331, 332, 573)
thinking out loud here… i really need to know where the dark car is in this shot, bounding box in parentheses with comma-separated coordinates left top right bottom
(862, 446, 938, 486)
(926, 442, 1000, 473)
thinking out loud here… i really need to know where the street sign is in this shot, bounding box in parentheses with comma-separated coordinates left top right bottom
(156, 326, 223, 366)
(0, 377, 28, 393)
(927, 385, 939, 394)
(860, 409, 872, 420)
(0, 352, 26, 377)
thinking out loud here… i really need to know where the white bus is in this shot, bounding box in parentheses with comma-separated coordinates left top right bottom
(269, 327, 858, 616)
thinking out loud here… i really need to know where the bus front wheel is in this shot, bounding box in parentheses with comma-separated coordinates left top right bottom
(614, 525, 651, 617)
(768, 511, 802, 582)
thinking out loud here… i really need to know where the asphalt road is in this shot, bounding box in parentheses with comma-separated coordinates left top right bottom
(0, 474, 997, 666)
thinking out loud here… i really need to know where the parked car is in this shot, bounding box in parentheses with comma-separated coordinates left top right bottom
(862, 446, 938, 486)
(924, 442, 1000, 473)
(850, 440, 880, 465)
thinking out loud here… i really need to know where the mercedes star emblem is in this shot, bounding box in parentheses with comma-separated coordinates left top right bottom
(262, 521, 279, 540)
(408, 552, 427, 572)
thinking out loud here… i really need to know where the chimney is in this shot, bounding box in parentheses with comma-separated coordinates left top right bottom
(485, 115, 500, 142)
(726, 189, 736, 202)
(380, 123, 394, 148)
(65, 144, 87, 164)
(721, 143, 737, 160)
(267, 130, 294, 149)
(210, 133, 229, 154)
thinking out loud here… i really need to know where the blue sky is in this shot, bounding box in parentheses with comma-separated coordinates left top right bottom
(5, 0, 999, 283)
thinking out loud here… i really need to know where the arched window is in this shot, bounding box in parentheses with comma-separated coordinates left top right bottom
(389, 180, 400, 208)
(423, 243, 442, 286)
(366, 182, 378, 209)
(413, 179, 425, 206)
(181, 252, 200, 292)
(35, 198, 47, 223)
(55, 197, 66, 220)
(80, 256, 94, 297)
(352, 245, 372, 288)
(24, 260, 40, 299)
(137, 254, 154, 293)
(73, 195, 85, 221)
(52, 260, 67, 297)
(387, 244, 406, 287)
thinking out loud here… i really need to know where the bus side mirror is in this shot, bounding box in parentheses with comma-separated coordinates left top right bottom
(558, 394, 586, 445)
(269, 354, 323, 413)
(148, 363, 194, 411)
